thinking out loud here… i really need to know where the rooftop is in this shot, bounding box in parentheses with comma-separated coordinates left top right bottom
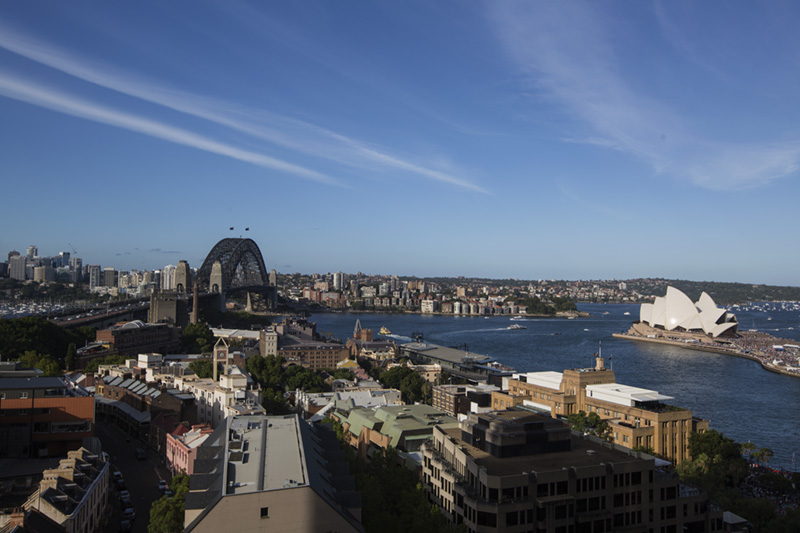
(185, 414, 361, 531)
(0, 376, 70, 391)
(585, 383, 674, 407)
(401, 342, 492, 365)
(439, 424, 646, 478)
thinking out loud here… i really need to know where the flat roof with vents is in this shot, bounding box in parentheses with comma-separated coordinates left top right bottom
(585, 383, 673, 407)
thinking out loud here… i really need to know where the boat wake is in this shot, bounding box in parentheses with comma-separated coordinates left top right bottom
(386, 334, 414, 342)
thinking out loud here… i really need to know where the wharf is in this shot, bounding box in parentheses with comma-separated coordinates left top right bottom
(612, 332, 800, 379)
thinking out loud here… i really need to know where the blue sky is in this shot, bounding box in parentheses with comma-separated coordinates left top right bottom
(1, 1, 799, 285)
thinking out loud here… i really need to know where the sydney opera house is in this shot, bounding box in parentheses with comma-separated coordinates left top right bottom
(639, 287, 738, 338)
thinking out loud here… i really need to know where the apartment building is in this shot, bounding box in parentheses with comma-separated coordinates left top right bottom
(491, 357, 708, 464)
(23, 447, 111, 533)
(172, 369, 263, 428)
(422, 409, 722, 533)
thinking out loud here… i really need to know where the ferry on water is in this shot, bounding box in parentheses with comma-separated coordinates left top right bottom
(379, 326, 391, 335)
(507, 324, 527, 330)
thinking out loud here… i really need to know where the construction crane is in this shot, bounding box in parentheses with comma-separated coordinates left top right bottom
(68, 243, 78, 255)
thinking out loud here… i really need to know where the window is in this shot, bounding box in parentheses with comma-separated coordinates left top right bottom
(20, 392, 28, 399)
(260, 507, 269, 519)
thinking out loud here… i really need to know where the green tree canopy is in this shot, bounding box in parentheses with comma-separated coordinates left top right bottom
(380, 366, 429, 404)
(188, 359, 222, 379)
(148, 474, 190, 533)
(181, 322, 214, 353)
(20, 351, 61, 376)
(284, 364, 325, 392)
(0, 317, 94, 363)
(566, 411, 612, 441)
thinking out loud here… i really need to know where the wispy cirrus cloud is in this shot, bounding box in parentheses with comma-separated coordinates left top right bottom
(0, 23, 486, 193)
(149, 248, 181, 254)
(0, 73, 343, 186)
(486, 1, 800, 191)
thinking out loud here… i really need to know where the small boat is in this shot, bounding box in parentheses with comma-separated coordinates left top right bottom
(379, 326, 391, 335)
(623, 311, 630, 316)
(507, 324, 526, 330)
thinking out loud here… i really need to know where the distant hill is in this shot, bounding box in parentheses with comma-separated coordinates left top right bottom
(644, 280, 800, 305)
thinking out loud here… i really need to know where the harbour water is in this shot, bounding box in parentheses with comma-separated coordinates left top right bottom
(310, 303, 800, 470)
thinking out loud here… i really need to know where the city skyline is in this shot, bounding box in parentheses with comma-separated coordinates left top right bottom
(1, 2, 799, 285)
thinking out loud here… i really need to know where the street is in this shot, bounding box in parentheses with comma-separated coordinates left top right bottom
(95, 422, 171, 533)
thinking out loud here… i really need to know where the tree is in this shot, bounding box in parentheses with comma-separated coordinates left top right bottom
(188, 359, 221, 379)
(567, 411, 612, 441)
(0, 317, 93, 363)
(148, 474, 189, 533)
(741, 441, 757, 462)
(245, 355, 285, 391)
(20, 351, 61, 376)
(759, 447, 774, 467)
(284, 365, 324, 392)
(261, 389, 290, 415)
(679, 430, 748, 494)
(65, 343, 76, 372)
(380, 366, 427, 404)
(181, 323, 214, 353)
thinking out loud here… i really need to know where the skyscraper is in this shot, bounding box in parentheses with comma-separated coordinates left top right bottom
(88, 265, 102, 290)
(9, 255, 27, 281)
(26, 245, 38, 260)
(103, 267, 116, 288)
(161, 264, 177, 290)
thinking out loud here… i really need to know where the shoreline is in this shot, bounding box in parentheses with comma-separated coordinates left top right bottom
(304, 309, 590, 319)
(612, 333, 800, 379)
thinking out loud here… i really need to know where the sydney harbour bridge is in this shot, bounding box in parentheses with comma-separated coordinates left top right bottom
(195, 237, 277, 310)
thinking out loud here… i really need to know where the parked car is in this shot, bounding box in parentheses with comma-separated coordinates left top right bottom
(120, 496, 133, 509)
(158, 480, 168, 492)
(112, 470, 123, 481)
(119, 490, 130, 503)
(122, 508, 135, 521)
(163, 489, 173, 497)
(135, 448, 146, 460)
(119, 519, 132, 532)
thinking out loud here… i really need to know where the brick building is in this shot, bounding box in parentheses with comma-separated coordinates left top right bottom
(95, 320, 182, 357)
(0, 376, 94, 459)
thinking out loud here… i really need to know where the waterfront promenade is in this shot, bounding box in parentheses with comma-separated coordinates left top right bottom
(613, 326, 800, 378)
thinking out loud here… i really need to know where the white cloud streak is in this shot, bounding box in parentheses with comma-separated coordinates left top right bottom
(487, 1, 800, 191)
(0, 74, 341, 185)
(0, 22, 486, 193)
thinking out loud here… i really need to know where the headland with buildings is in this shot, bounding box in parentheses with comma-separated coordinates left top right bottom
(612, 286, 800, 378)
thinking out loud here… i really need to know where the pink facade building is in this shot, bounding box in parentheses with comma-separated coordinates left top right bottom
(165, 424, 213, 475)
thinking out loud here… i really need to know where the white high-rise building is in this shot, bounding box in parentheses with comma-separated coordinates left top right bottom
(26, 245, 38, 260)
(88, 265, 101, 289)
(161, 264, 177, 290)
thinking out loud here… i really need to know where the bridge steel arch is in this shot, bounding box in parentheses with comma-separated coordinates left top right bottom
(196, 238, 270, 295)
